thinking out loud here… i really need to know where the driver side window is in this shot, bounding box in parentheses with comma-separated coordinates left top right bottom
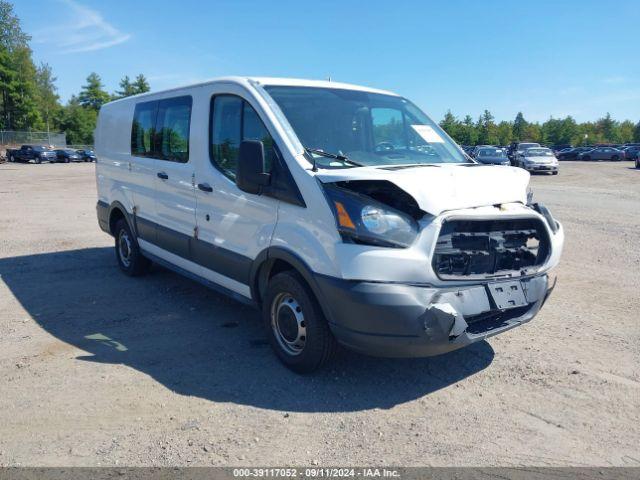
(210, 95, 276, 181)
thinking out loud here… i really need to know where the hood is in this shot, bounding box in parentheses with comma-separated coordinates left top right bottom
(317, 164, 530, 215)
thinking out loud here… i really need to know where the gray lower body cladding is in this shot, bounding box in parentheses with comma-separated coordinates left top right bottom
(316, 274, 552, 357)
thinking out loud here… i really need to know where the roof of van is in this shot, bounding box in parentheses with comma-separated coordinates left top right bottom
(104, 76, 399, 105)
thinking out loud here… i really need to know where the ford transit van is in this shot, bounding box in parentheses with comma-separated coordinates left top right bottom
(95, 77, 564, 373)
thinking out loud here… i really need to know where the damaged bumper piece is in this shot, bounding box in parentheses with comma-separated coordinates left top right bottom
(316, 274, 554, 357)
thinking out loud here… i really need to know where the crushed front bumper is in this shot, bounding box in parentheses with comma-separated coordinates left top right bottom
(316, 273, 554, 357)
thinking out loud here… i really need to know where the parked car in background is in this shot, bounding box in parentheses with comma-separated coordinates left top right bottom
(552, 144, 572, 153)
(474, 147, 510, 165)
(514, 147, 559, 174)
(6, 145, 57, 163)
(469, 145, 495, 158)
(577, 147, 624, 161)
(557, 146, 594, 160)
(54, 149, 82, 163)
(508, 142, 541, 164)
(76, 149, 97, 162)
(621, 145, 640, 161)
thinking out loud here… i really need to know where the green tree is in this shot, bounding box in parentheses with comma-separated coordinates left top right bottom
(35, 62, 61, 133)
(0, 1, 41, 130)
(596, 113, 619, 143)
(60, 95, 98, 144)
(477, 109, 498, 145)
(633, 121, 640, 142)
(132, 74, 150, 94)
(496, 120, 513, 145)
(78, 72, 110, 110)
(439, 110, 461, 142)
(512, 112, 528, 141)
(115, 75, 136, 98)
(458, 115, 478, 145)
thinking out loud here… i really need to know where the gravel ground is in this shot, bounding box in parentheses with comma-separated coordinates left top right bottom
(0, 161, 638, 467)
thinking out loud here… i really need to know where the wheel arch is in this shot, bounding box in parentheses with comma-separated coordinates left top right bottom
(107, 201, 135, 237)
(250, 247, 333, 322)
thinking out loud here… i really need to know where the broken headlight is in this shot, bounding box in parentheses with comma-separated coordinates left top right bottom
(323, 184, 418, 248)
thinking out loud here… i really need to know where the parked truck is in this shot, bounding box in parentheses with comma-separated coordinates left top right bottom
(6, 145, 57, 163)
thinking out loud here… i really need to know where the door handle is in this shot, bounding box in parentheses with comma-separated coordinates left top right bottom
(157, 172, 168, 180)
(198, 183, 213, 192)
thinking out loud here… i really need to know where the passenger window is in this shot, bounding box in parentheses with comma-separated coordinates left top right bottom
(210, 95, 276, 180)
(156, 96, 192, 162)
(131, 101, 157, 157)
(371, 108, 407, 150)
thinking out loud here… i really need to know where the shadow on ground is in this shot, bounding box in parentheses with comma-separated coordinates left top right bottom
(0, 247, 494, 412)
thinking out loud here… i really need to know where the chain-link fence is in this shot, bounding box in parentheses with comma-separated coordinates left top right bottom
(0, 130, 66, 147)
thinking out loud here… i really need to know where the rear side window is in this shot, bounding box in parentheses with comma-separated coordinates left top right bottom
(210, 95, 276, 180)
(131, 96, 192, 162)
(131, 101, 157, 157)
(156, 96, 192, 163)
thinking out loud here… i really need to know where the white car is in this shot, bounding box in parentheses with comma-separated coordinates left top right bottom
(516, 147, 559, 175)
(95, 77, 564, 373)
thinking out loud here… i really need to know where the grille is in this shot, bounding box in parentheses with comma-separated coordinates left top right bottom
(433, 218, 550, 279)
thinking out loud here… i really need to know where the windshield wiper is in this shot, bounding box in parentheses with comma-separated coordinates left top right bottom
(304, 147, 363, 171)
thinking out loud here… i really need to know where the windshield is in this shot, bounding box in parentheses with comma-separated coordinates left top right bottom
(263, 86, 468, 168)
(526, 148, 554, 157)
(477, 148, 506, 157)
(518, 143, 540, 151)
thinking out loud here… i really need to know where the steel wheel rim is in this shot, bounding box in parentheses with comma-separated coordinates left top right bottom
(270, 292, 306, 356)
(118, 230, 132, 268)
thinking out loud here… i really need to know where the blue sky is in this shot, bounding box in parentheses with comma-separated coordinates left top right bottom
(15, 0, 640, 123)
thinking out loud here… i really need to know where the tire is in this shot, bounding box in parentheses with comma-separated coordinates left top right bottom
(114, 218, 150, 276)
(263, 271, 338, 373)
(636, 158, 640, 169)
(64, 158, 70, 163)
(35, 156, 41, 164)
(552, 171, 558, 175)
(582, 155, 591, 161)
(611, 155, 619, 161)
(9, 154, 14, 162)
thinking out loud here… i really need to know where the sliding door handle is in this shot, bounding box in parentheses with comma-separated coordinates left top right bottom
(157, 172, 168, 180)
(197, 183, 213, 192)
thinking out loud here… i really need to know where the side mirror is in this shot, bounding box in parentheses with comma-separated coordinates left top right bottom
(236, 140, 271, 194)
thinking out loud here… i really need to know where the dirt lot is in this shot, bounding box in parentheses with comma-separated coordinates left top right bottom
(0, 161, 638, 467)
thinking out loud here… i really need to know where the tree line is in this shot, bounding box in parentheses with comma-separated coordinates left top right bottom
(0, 1, 149, 145)
(439, 110, 640, 147)
(1, 1, 639, 148)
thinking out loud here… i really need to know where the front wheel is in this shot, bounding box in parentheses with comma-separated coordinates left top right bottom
(35, 156, 41, 164)
(114, 218, 150, 276)
(552, 171, 559, 175)
(611, 155, 619, 161)
(582, 155, 591, 161)
(263, 271, 338, 373)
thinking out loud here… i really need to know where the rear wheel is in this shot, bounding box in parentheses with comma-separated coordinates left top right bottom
(8, 154, 14, 162)
(552, 171, 559, 175)
(114, 218, 150, 276)
(611, 155, 619, 161)
(263, 271, 338, 373)
(35, 156, 41, 164)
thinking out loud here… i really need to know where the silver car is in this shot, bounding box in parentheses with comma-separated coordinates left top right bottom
(515, 147, 559, 175)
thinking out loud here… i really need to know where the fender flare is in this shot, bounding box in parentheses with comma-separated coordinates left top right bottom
(106, 200, 136, 237)
(249, 246, 334, 322)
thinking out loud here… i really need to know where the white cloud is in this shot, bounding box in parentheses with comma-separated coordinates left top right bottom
(33, 0, 130, 53)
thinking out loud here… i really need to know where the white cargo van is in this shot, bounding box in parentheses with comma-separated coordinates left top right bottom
(95, 77, 564, 373)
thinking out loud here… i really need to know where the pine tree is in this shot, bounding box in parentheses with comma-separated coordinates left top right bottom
(132, 74, 150, 94)
(512, 112, 528, 141)
(116, 75, 136, 98)
(78, 72, 110, 111)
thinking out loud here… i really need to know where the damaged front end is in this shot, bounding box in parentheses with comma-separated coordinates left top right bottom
(314, 170, 564, 357)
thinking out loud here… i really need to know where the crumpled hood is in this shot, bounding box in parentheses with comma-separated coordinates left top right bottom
(317, 164, 530, 215)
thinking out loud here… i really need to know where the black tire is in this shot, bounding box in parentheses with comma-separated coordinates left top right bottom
(552, 171, 559, 175)
(114, 218, 150, 276)
(9, 154, 14, 162)
(64, 158, 70, 163)
(611, 155, 619, 161)
(636, 158, 640, 169)
(263, 271, 338, 373)
(582, 155, 591, 161)
(35, 156, 41, 164)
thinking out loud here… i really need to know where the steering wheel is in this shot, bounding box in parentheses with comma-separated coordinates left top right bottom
(375, 142, 395, 153)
